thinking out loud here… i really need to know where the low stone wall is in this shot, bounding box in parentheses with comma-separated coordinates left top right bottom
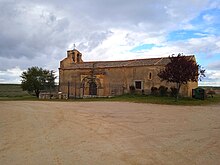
(39, 93, 68, 99)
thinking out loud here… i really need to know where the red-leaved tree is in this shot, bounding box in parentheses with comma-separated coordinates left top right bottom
(158, 54, 205, 100)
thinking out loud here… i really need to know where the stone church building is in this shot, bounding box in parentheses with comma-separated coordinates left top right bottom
(59, 49, 198, 98)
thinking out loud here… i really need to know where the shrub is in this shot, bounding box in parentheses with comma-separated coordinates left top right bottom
(129, 85, 135, 94)
(151, 87, 158, 96)
(159, 86, 168, 96)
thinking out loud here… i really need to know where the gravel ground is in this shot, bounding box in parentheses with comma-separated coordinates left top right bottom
(0, 101, 220, 165)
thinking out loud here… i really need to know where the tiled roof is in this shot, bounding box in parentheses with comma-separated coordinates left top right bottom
(63, 56, 194, 69)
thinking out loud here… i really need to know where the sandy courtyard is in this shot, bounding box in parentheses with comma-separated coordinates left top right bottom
(0, 101, 220, 165)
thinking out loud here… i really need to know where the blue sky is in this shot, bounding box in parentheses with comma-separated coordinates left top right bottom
(0, 0, 220, 86)
(128, 5, 220, 86)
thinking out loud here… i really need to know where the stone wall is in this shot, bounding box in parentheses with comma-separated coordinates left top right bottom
(59, 65, 197, 97)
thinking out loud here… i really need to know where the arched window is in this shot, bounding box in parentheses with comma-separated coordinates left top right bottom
(149, 72, 152, 80)
(72, 53, 75, 62)
(77, 53, 80, 63)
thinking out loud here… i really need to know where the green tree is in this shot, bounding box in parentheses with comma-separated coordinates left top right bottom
(158, 54, 205, 100)
(45, 70, 57, 98)
(20, 67, 56, 97)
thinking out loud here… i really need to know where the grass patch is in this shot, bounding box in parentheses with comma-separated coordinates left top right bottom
(2, 94, 220, 105)
(0, 84, 35, 100)
(1, 83, 220, 105)
(0, 95, 38, 101)
(0, 84, 30, 97)
(74, 94, 220, 106)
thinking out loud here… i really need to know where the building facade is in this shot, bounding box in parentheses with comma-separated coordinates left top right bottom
(59, 49, 198, 98)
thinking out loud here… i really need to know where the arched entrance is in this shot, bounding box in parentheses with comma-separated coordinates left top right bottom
(89, 81, 97, 95)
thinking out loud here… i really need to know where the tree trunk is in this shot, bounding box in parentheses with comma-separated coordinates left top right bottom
(35, 90, 40, 98)
(175, 83, 181, 101)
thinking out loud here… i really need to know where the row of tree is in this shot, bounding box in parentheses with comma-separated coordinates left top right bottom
(20, 54, 205, 100)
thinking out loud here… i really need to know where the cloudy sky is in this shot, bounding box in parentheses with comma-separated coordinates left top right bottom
(0, 0, 220, 86)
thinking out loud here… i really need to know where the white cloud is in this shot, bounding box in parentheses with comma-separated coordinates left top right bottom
(203, 14, 214, 23)
(208, 61, 220, 70)
(0, 0, 219, 85)
(164, 36, 220, 56)
(199, 81, 220, 86)
(199, 69, 220, 86)
(208, 0, 220, 9)
(0, 67, 24, 83)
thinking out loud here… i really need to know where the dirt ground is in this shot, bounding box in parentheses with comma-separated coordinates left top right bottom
(0, 101, 220, 165)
